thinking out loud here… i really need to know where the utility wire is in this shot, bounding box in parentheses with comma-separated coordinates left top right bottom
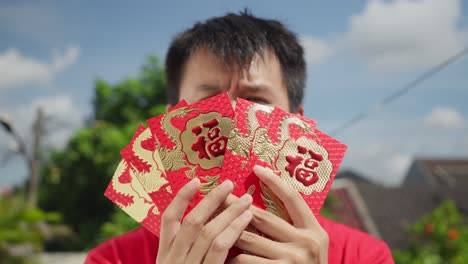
(331, 46, 468, 136)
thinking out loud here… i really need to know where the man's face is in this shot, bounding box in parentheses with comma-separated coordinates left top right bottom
(177, 48, 303, 115)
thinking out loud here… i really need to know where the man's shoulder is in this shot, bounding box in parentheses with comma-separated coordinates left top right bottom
(85, 217, 394, 263)
(85, 228, 158, 264)
(317, 215, 394, 264)
(317, 215, 384, 244)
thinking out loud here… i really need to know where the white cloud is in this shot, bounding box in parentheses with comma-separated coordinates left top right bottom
(338, 111, 468, 186)
(345, 0, 468, 72)
(388, 154, 412, 179)
(0, 95, 84, 188)
(0, 46, 80, 90)
(463, 134, 468, 149)
(300, 36, 334, 65)
(342, 141, 411, 185)
(424, 107, 465, 129)
(0, 95, 83, 149)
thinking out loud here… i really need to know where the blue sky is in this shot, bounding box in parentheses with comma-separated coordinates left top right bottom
(1, 0, 467, 187)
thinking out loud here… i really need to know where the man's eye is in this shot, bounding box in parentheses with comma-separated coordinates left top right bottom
(246, 97, 269, 104)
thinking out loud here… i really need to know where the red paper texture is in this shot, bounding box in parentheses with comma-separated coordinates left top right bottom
(105, 125, 162, 235)
(246, 107, 345, 217)
(105, 96, 347, 236)
(221, 98, 273, 197)
(149, 93, 234, 207)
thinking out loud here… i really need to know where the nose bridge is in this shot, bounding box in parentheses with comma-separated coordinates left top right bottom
(228, 83, 238, 109)
(230, 97, 237, 109)
(227, 66, 250, 104)
(225, 68, 242, 106)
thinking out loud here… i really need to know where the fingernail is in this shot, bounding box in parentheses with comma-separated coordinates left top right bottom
(191, 178, 200, 187)
(241, 210, 252, 220)
(220, 180, 233, 190)
(239, 193, 252, 204)
(253, 165, 268, 176)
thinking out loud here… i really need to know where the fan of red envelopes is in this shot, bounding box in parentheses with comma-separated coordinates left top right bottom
(104, 93, 347, 237)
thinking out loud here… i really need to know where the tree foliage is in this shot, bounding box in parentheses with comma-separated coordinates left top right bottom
(393, 200, 468, 264)
(93, 56, 167, 125)
(95, 208, 140, 244)
(39, 56, 168, 249)
(0, 192, 68, 263)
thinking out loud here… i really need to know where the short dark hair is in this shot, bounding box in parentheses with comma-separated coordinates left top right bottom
(165, 10, 306, 112)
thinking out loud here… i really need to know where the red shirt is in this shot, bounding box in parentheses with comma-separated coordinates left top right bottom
(86, 216, 394, 264)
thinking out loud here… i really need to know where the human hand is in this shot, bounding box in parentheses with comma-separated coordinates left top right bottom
(229, 166, 328, 264)
(157, 178, 253, 264)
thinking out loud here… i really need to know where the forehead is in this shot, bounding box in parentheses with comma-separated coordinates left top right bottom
(179, 49, 289, 111)
(188, 47, 250, 73)
(179, 48, 287, 103)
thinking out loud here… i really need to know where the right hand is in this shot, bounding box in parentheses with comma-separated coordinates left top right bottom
(156, 178, 253, 264)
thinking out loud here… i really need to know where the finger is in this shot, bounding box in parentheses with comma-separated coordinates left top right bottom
(159, 178, 200, 254)
(235, 231, 286, 259)
(187, 193, 252, 263)
(253, 165, 316, 228)
(249, 205, 298, 242)
(204, 210, 253, 264)
(228, 254, 281, 264)
(171, 180, 234, 256)
(224, 194, 297, 242)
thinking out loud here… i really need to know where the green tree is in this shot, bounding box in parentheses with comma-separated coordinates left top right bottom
(393, 200, 468, 264)
(39, 56, 168, 249)
(0, 192, 69, 263)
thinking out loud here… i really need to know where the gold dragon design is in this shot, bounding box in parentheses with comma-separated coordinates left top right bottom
(157, 107, 193, 171)
(228, 103, 273, 159)
(254, 115, 311, 165)
(110, 160, 156, 222)
(158, 107, 224, 194)
(131, 128, 168, 194)
(253, 116, 321, 222)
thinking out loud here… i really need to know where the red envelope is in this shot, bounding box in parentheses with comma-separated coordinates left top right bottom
(149, 93, 235, 208)
(120, 125, 175, 236)
(221, 99, 273, 197)
(147, 100, 188, 151)
(106, 100, 188, 237)
(245, 107, 344, 220)
(172, 100, 188, 109)
(106, 97, 347, 236)
(105, 125, 162, 235)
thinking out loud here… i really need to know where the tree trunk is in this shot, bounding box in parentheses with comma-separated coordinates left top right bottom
(27, 108, 44, 209)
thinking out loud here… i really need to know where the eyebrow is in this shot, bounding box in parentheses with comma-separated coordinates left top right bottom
(197, 83, 273, 94)
(197, 84, 223, 92)
(244, 84, 272, 94)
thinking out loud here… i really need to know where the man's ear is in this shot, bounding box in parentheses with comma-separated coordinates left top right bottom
(296, 105, 304, 116)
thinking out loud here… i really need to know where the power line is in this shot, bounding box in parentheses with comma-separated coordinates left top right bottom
(330, 46, 468, 136)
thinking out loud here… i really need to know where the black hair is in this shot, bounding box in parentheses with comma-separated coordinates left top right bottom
(165, 10, 306, 112)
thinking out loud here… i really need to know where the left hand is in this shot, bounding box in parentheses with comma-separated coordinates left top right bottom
(228, 165, 329, 264)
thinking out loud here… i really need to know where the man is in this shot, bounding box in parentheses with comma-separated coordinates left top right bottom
(86, 11, 394, 263)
